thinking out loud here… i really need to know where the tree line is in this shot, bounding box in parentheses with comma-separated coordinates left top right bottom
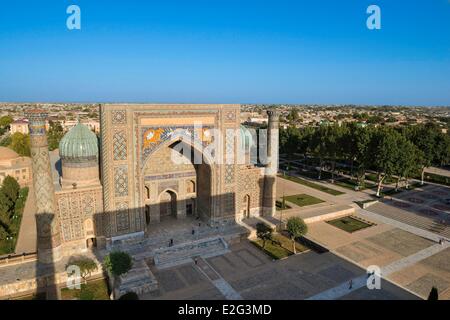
(280, 122, 450, 196)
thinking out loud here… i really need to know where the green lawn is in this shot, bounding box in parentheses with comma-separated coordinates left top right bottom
(284, 194, 324, 207)
(252, 233, 309, 260)
(61, 279, 110, 300)
(327, 216, 374, 233)
(279, 175, 345, 196)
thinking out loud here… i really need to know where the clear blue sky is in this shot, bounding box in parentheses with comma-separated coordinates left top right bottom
(0, 0, 449, 105)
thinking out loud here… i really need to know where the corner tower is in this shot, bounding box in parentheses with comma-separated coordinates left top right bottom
(26, 110, 62, 264)
(262, 110, 279, 217)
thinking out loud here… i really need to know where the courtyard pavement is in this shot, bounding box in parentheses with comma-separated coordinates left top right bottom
(367, 184, 450, 238)
(141, 241, 417, 300)
(306, 212, 450, 299)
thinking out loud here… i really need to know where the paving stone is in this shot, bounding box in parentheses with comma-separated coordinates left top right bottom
(187, 287, 224, 300)
(336, 246, 368, 262)
(235, 249, 265, 268)
(420, 248, 450, 273)
(242, 281, 307, 300)
(156, 269, 186, 292)
(206, 255, 236, 276)
(178, 265, 206, 286)
(406, 273, 450, 297)
(318, 264, 357, 283)
(367, 229, 434, 256)
(231, 269, 279, 291)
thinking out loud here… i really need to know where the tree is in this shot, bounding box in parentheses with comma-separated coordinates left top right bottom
(402, 125, 438, 185)
(0, 224, 8, 241)
(256, 222, 273, 249)
(1, 176, 20, 207)
(0, 115, 13, 128)
(279, 126, 300, 159)
(67, 256, 98, 284)
(310, 125, 329, 179)
(9, 132, 30, 156)
(104, 251, 132, 277)
(0, 135, 12, 147)
(427, 286, 438, 300)
(434, 133, 450, 167)
(47, 120, 65, 151)
(0, 191, 12, 226)
(326, 124, 346, 182)
(286, 217, 308, 254)
(393, 137, 422, 191)
(286, 109, 299, 123)
(369, 128, 400, 197)
(353, 125, 373, 187)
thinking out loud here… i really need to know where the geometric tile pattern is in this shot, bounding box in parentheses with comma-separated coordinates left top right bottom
(224, 129, 235, 184)
(113, 130, 127, 161)
(225, 165, 234, 184)
(116, 201, 130, 232)
(225, 110, 236, 122)
(114, 165, 129, 197)
(112, 110, 126, 125)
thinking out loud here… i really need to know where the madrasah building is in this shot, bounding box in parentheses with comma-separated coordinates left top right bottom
(27, 104, 279, 264)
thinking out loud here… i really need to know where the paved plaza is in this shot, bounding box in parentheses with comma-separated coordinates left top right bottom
(368, 184, 450, 238)
(141, 241, 417, 300)
(307, 211, 450, 299)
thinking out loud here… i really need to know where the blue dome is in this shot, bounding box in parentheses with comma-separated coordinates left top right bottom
(59, 123, 98, 161)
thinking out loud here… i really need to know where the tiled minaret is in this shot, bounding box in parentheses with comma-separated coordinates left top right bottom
(26, 110, 62, 264)
(262, 110, 279, 217)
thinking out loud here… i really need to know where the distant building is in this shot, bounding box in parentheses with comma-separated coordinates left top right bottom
(10, 119, 29, 135)
(0, 147, 32, 186)
(61, 119, 100, 133)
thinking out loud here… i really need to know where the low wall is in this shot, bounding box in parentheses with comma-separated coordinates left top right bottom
(303, 207, 355, 224)
(0, 263, 104, 300)
(0, 252, 37, 267)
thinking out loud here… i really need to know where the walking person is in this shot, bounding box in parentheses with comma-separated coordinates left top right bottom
(349, 279, 353, 290)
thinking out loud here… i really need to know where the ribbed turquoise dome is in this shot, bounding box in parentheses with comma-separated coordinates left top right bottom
(59, 123, 98, 160)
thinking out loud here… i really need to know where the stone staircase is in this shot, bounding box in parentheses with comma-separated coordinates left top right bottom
(369, 203, 450, 239)
(109, 223, 245, 259)
(153, 236, 229, 269)
(113, 260, 158, 298)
